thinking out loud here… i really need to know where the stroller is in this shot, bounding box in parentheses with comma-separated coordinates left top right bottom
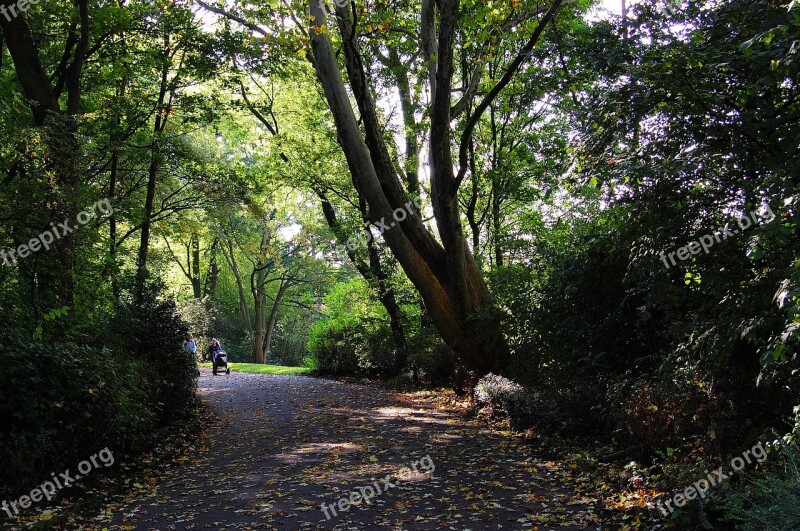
(212, 350, 231, 376)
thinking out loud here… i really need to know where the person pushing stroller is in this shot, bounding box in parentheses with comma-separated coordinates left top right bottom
(208, 338, 230, 376)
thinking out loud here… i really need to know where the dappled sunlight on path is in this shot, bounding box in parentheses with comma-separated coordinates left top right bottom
(97, 369, 601, 529)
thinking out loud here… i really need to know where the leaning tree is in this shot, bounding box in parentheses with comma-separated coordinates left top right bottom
(307, 0, 572, 378)
(200, 0, 576, 379)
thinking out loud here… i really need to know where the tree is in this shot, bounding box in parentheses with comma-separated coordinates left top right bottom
(307, 0, 573, 379)
(0, 0, 90, 314)
(218, 204, 318, 364)
(132, 6, 220, 295)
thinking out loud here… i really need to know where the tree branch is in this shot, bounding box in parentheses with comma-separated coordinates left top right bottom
(454, 0, 565, 191)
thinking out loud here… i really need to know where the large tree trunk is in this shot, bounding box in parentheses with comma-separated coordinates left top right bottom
(310, 0, 515, 380)
(0, 0, 90, 315)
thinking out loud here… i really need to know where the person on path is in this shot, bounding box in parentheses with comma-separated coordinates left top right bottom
(184, 335, 197, 357)
(208, 338, 221, 364)
(209, 338, 229, 375)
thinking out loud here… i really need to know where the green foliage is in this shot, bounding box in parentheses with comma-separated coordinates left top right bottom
(110, 278, 197, 422)
(490, 0, 799, 453)
(308, 323, 360, 375)
(0, 333, 155, 493)
(178, 298, 219, 360)
(714, 423, 800, 530)
(308, 278, 398, 375)
(216, 336, 255, 364)
(1, 3, 798, 530)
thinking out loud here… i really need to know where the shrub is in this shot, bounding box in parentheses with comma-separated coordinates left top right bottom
(474, 372, 617, 435)
(713, 413, 800, 529)
(308, 322, 361, 374)
(308, 278, 402, 375)
(268, 337, 307, 366)
(215, 335, 252, 363)
(178, 297, 219, 360)
(0, 333, 155, 493)
(109, 277, 198, 422)
(475, 373, 536, 417)
(406, 326, 454, 385)
(616, 377, 734, 458)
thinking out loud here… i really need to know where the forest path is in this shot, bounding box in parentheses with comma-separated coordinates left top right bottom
(100, 369, 599, 530)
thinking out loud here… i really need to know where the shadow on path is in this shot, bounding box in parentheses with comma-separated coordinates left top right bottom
(99, 369, 598, 530)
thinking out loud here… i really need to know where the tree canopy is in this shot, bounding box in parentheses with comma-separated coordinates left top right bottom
(1, 0, 799, 527)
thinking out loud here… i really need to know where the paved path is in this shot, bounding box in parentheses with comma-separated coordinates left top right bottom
(97, 369, 599, 530)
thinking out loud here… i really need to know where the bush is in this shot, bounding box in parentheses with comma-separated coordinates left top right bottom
(616, 377, 732, 458)
(178, 297, 219, 360)
(406, 326, 454, 385)
(308, 318, 396, 374)
(714, 440, 800, 529)
(475, 373, 535, 417)
(110, 278, 198, 422)
(713, 411, 800, 529)
(308, 278, 402, 375)
(308, 322, 361, 374)
(268, 337, 307, 366)
(216, 335, 252, 363)
(0, 333, 155, 493)
(473, 373, 602, 434)
(0, 275, 199, 496)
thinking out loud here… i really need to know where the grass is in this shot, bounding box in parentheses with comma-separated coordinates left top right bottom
(199, 362, 310, 376)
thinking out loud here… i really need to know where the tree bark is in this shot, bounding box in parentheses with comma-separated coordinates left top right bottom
(249, 228, 272, 364)
(310, 0, 513, 380)
(136, 35, 171, 291)
(190, 234, 202, 299)
(262, 278, 290, 360)
(109, 148, 120, 299)
(492, 175, 504, 268)
(0, 1, 90, 314)
(204, 236, 220, 298)
(0, 3, 60, 124)
(251, 268, 266, 364)
(387, 48, 421, 198)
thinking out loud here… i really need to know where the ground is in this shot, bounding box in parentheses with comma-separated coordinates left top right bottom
(82, 368, 610, 530)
